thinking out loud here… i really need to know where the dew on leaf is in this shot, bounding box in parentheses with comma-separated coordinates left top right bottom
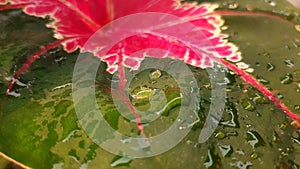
(266, 63, 275, 71)
(284, 58, 294, 68)
(246, 129, 266, 148)
(230, 161, 252, 169)
(217, 144, 233, 157)
(110, 155, 133, 167)
(220, 101, 240, 128)
(215, 131, 226, 139)
(272, 131, 282, 143)
(54, 56, 66, 63)
(295, 25, 300, 32)
(252, 93, 268, 104)
(291, 120, 300, 129)
(221, 25, 228, 30)
(268, 1, 277, 6)
(291, 131, 300, 145)
(294, 105, 300, 111)
(204, 147, 221, 169)
(256, 76, 270, 84)
(280, 73, 293, 84)
(228, 2, 239, 9)
(276, 93, 284, 99)
(250, 152, 259, 160)
(294, 70, 300, 75)
(235, 149, 245, 156)
(149, 69, 162, 81)
(241, 99, 256, 111)
(236, 62, 250, 69)
(245, 68, 254, 73)
(226, 131, 238, 137)
(262, 52, 271, 57)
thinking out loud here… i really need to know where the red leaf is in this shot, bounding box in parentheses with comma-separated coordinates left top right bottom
(1, 0, 299, 130)
(2, 0, 241, 72)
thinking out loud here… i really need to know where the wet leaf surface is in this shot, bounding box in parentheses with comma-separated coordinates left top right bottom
(0, 0, 300, 168)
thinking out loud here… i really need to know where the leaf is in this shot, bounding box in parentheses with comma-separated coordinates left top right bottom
(1, 0, 300, 168)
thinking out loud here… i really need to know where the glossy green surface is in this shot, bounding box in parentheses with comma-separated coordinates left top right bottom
(0, 0, 300, 168)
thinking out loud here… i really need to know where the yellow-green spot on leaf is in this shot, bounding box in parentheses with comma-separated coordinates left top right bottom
(215, 131, 226, 140)
(60, 108, 80, 141)
(68, 149, 80, 161)
(241, 99, 256, 111)
(84, 143, 98, 163)
(44, 101, 55, 107)
(53, 100, 73, 118)
(0, 102, 62, 168)
(149, 69, 162, 81)
(79, 140, 85, 149)
(130, 86, 157, 100)
(103, 109, 120, 130)
(250, 152, 259, 160)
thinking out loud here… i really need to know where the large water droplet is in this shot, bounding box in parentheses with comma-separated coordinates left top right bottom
(256, 76, 270, 84)
(266, 63, 275, 71)
(284, 58, 294, 68)
(241, 99, 256, 111)
(149, 69, 161, 81)
(250, 152, 259, 160)
(246, 129, 266, 148)
(215, 131, 226, 139)
(230, 161, 252, 169)
(218, 144, 233, 157)
(280, 73, 293, 84)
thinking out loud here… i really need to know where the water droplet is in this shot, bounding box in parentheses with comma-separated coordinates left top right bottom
(279, 122, 288, 131)
(218, 144, 233, 157)
(149, 69, 161, 81)
(54, 56, 67, 63)
(245, 68, 254, 73)
(294, 69, 300, 75)
(186, 140, 192, 145)
(269, 1, 276, 6)
(204, 147, 221, 169)
(276, 93, 284, 99)
(236, 62, 250, 69)
(241, 99, 256, 111)
(221, 26, 228, 30)
(230, 161, 252, 169)
(246, 129, 266, 148)
(226, 131, 238, 137)
(235, 149, 245, 155)
(291, 120, 300, 129)
(284, 58, 294, 68)
(228, 2, 238, 9)
(266, 63, 275, 71)
(178, 126, 185, 130)
(110, 155, 133, 167)
(280, 73, 293, 84)
(292, 41, 299, 48)
(220, 102, 240, 128)
(263, 52, 271, 57)
(215, 131, 226, 139)
(250, 152, 259, 160)
(6, 90, 20, 97)
(256, 76, 270, 84)
(295, 25, 300, 32)
(252, 93, 268, 104)
(272, 131, 281, 143)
